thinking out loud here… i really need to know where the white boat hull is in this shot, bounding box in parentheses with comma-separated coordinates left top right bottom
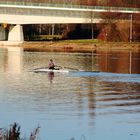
(32, 68, 69, 73)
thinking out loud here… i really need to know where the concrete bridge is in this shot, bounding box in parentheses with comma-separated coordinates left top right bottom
(0, 1, 140, 43)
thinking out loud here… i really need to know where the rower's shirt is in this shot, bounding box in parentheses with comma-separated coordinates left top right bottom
(48, 61, 55, 68)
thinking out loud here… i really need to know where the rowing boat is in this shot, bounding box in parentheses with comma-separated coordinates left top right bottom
(32, 68, 69, 73)
(31, 67, 100, 73)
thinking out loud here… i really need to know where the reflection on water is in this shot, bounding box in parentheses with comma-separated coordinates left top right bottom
(97, 50, 140, 74)
(1, 47, 140, 74)
(0, 47, 23, 73)
(48, 71, 54, 83)
(0, 47, 140, 140)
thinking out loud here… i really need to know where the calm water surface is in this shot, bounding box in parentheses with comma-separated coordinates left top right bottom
(0, 47, 140, 140)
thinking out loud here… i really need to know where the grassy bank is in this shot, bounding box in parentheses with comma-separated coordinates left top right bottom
(22, 39, 140, 53)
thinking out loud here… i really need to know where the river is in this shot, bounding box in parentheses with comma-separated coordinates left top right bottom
(0, 47, 140, 140)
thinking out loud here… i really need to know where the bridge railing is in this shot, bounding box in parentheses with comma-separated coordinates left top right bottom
(0, 1, 140, 13)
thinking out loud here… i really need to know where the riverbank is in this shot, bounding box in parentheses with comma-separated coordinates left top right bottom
(22, 40, 140, 52)
(0, 40, 140, 52)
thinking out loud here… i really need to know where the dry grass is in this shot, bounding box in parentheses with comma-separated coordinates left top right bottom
(0, 123, 40, 140)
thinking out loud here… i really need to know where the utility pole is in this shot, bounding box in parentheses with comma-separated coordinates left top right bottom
(91, 12, 94, 39)
(130, 14, 133, 43)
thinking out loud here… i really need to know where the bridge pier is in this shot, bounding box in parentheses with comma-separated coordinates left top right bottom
(8, 24, 24, 42)
(0, 26, 6, 41)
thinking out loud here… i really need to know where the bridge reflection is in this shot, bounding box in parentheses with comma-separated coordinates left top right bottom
(1, 47, 23, 73)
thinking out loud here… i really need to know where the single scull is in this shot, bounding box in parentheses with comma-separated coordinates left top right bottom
(32, 68, 69, 73)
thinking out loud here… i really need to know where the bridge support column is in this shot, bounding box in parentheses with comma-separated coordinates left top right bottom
(8, 24, 24, 42)
(0, 26, 6, 40)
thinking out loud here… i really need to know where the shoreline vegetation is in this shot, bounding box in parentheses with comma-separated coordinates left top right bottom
(0, 123, 40, 140)
(22, 40, 140, 53)
(0, 123, 85, 140)
(0, 39, 140, 52)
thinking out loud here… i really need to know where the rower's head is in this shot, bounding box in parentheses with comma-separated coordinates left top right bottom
(50, 59, 53, 62)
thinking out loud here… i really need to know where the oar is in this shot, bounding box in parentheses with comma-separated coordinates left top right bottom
(33, 66, 80, 71)
(33, 66, 48, 70)
(55, 65, 78, 71)
(63, 66, 79, 71)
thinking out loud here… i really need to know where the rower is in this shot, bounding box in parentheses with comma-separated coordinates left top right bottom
(48, 59, 55, 69)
